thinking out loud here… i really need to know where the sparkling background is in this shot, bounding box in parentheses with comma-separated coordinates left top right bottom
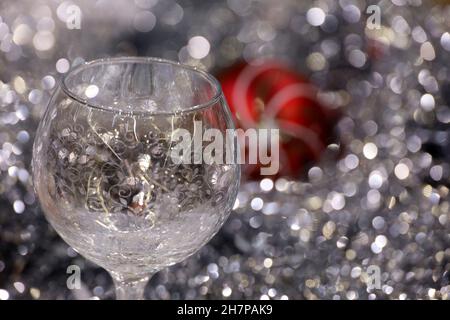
(1, 0, 450, 300)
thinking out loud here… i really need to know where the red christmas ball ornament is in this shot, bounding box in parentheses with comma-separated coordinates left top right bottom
(218, 60, 337, 179)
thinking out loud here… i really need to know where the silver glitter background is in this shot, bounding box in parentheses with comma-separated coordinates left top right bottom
(0, 0, 450, 300)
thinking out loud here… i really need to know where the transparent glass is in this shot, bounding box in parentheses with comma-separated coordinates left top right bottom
(32, 57, 240, 299)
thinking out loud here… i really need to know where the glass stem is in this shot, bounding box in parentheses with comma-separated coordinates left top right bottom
(111, 273, 151, 300)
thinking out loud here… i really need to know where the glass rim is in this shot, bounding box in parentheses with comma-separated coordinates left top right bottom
(60, 56, 223, 116)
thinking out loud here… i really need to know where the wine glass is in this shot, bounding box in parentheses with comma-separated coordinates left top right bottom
(32, 57, 240, 299)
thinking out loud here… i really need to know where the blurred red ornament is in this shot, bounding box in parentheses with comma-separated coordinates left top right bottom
(218, 60, 337, 179)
